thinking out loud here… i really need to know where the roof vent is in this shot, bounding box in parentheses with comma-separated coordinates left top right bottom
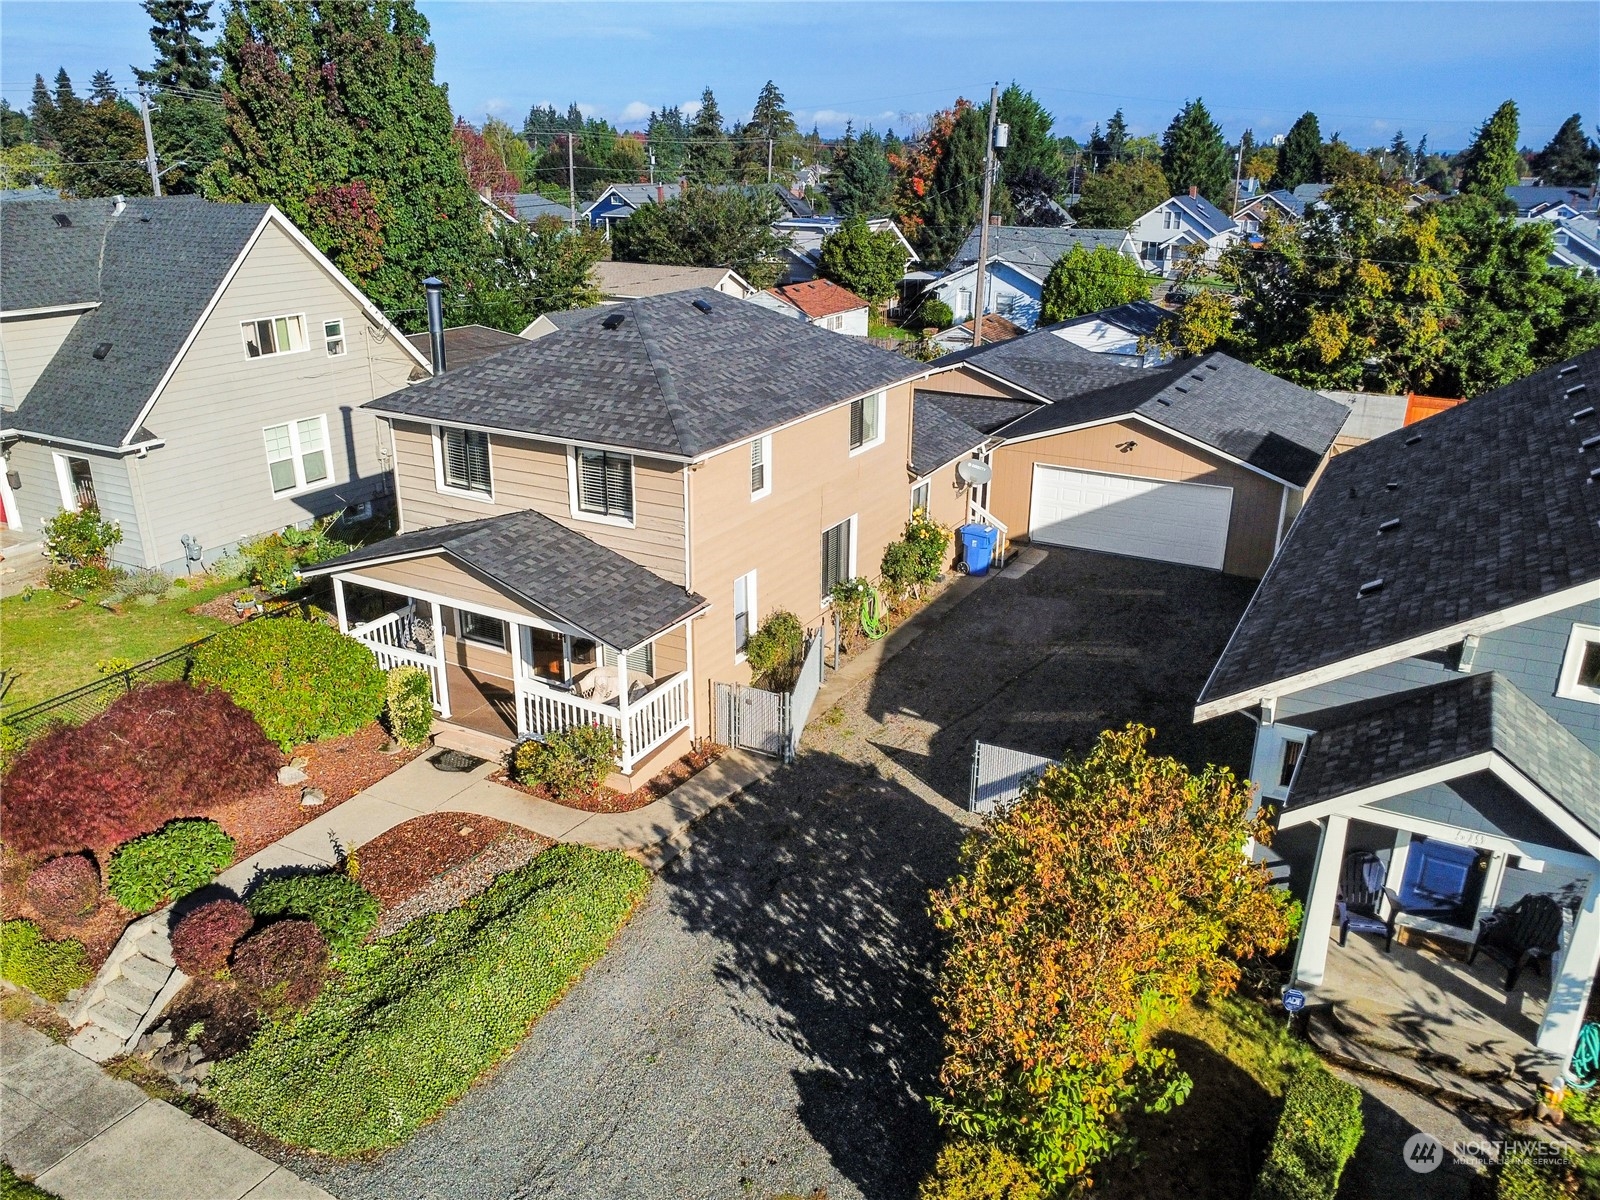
(1566, 383, 1588, 397)
(92, 342, 112, 360)
(1581, 434, 1600, 452)
(1590, 465, 1600, 481)
(1173, 385, 1189, 394)
(1357, 578, 1385, 598)
(1560, 364, 1581, 376)
(691, 298, 713, 314)
(1573, 406, 1596, 422)
(601, 311, 626, 330)
(1405, 433, 1423, 445)
(52, 213, 71, 228)
(1378, 518, 1401, 534)
(1204, 361, 1220, 370)
(1385, 480, 1400, 491)
(1190, 372, 1205, 382)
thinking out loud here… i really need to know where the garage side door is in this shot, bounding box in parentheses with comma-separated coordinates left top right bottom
(1028, 464, 1232, 570)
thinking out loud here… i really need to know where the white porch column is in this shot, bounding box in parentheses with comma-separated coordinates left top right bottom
(332, 576, 349, 633)
(1473, 852, 1510, 933)
(431, 599, 451, 719)
(1538, 870, 1600, 1068)
(1293, 814, 1349, 988)
(616, 648, 633, 774)
(1379, 831, 1411, 921)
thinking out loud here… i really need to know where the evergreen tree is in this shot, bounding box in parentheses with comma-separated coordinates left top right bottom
(206, 0, 485, 321)
(1039, 242, 1152, 322)
(1457, 100, 1522, 200)
(133, 0, 224, 193)
(1087, 123, 1108, 171)
(1531, 114, 1600, 188)
(27, 76, 55, 149)
(737, 79, 799, 182)
(687, 87, 732, 184)
(1160, 98, 1230, 206)
(995, 84, 1064, 224)
(1104, 109, 1128, 163)
(646, 104, 688, 181)
(55, 74, 150, 198)
(0, 101, 28, 149)
(925, 104, 988, 265)
(1270, 111, 1322, 191)
(522, 104, 563, 148)
(89, 71, 120, 104)
(830, 125, 892, 217)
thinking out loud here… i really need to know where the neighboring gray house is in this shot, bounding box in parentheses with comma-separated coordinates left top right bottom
(924, 225, 1139, 331)
(1194, 347, 1600, 1075)
(1128, 189, 1239, 276)
(1043, 299, 1172, 364)
(0, 196, 430, 571)
(1234, 188, 1305, 234)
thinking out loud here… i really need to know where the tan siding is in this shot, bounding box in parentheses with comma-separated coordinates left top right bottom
(915, 365, 1037, 400)
(354, 554, 561, 626)
(991, 420, 1285, 578)
(920, 458, 971, 541)
(389, 419, 686, 585)
(0, 310, 85, 408)
(686, 382, 916, 735)
(130, 220, 420, 569)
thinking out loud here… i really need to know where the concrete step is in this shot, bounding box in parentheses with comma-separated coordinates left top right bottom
(119, 953, 171, 991)
(87, 998, 143, 1040)
(134, 932, 174, 967)
(431, 721, 512, 763)
(103, 974, 159, 1013)
(67, 1024, 126, 1064)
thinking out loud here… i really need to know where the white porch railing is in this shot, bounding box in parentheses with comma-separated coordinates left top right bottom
(626, 672, 691, 765)
(967, 498, 1010, 564)
(348, 609, 445, 714)
(516, 670, 691, 772)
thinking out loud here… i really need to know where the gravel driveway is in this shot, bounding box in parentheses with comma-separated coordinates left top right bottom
(288, 548, 1256, 1200)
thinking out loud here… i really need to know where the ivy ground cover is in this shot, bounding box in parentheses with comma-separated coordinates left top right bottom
(209, 844, 650, 1154)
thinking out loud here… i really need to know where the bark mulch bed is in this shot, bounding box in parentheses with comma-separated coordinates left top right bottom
(491, 742, 726, 815)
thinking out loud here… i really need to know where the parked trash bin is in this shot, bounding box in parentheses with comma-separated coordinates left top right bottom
(959, 523, 999, 576)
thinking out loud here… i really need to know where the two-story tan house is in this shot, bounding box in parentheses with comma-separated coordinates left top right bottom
(0, 197, 430, 569)
(304, 290, 974, 783)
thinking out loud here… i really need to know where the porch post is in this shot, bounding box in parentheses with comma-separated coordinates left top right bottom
(332, 576, 349, 633)
(431, 599, 451, 719)
(1379, 831, 1411, 921)
(1538, 869, 1600, 1068)
(616, 647, 633, 775)
(1293, 814, 1348, 988)
(1473, 852, 1509, 933)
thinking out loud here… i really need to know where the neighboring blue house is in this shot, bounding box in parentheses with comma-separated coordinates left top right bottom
(1506, 185, 1599, 219)
(923, 225, 1139, 330)
(1195, 347, 1600, 1086)
(1234, 188, 1305, 237)
(583, 182, 814, 237)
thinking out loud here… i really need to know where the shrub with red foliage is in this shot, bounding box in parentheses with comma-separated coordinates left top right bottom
(170, 899, 255, 975)
(231, 919, 327, 1012)
(25, 853, 101, 918)
(2, 682, 280, 858)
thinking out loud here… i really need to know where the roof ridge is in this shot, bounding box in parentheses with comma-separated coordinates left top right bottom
(628, 296, 692, 456)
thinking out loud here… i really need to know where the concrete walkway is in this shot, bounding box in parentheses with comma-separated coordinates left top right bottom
(1, 1022, 331, 1200)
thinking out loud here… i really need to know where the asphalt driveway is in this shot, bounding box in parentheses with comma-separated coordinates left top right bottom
(287, 548, 1257, 1200)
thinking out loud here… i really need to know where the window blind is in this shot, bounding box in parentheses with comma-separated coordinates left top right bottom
(443, 428, 491, 493)
(822, 519, 850, 595)
(578, 449, 634, 518)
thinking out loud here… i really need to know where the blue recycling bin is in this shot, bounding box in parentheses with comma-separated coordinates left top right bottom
(959, 523, 998, 576)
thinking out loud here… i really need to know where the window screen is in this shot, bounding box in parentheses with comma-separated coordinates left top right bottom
(459, 611, 507, 647)
(442, 428, 491, 494)
(734, 571, 755, 654)
(577, 449, 634, 518)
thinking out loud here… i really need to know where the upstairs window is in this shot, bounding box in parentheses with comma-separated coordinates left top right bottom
(1278, 738, 1305, 789)
(263, 416, 330, 496)
(750, 435, 771, 499)
(1557, 624, 1600, 704)
(323, 319, 346, 357)
(242, 314, 307, 358)
(576, 448, 634, 520)
(440, 427, 491, 496)
(848, 391, 883, 453)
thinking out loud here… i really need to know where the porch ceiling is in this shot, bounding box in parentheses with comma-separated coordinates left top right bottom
(304, 509, 708, 651)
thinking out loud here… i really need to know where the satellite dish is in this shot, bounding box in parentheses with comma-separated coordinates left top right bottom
(957, 459, 993, 486)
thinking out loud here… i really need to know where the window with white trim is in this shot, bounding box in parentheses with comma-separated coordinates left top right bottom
(576, 448, 634, 520)
(1278, 738, 1306, 790)
(910, 479, 930, 516)
(821, 516, 853, 598)
(749, 435, 771, 500)
(1557, 623, 1600, 704)
(439, 427, 491, 496)
(848, 391, 883, 453)
(459, 611, 507, 649)
(600, 642, 654, 676)
(241, 314, 307, 358)
(323, 318, 346, 357)
(734, 570, 757, 658)
(262, 416, 330, 496)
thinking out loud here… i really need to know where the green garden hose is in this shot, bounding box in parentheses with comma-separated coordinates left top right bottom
(860, 587, 887, 640)
(1570, 1022, 1600, 1090)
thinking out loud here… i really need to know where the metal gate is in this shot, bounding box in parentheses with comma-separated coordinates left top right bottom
(712, 632, 825, 761)
(969, 741, 1056, 814)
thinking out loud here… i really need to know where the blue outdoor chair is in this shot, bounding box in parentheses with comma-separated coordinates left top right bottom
(1336, 850, 1399, 953)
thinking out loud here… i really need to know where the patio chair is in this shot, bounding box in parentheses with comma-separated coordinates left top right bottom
(1467, 893, 1565, 990)
(1336, 851, 1398, 952)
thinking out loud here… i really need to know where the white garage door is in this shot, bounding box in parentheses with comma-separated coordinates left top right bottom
(1029, 464, 1232, 570)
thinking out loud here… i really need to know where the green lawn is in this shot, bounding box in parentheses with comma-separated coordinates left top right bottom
(209, 844, 650, 1155)
(869, 315, 920, 341)
(2, 1162, 60, 1200)
(0, 576, 238, 712)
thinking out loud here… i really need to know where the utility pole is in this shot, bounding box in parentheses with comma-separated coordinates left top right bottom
(138, 86, 161, 198)
(566, 134, 577, 232)
(649, 149, 655, 186)
(971, 83, 999, 348)
(1232, 141, 1244, 214)
(766, 137, 773, 184)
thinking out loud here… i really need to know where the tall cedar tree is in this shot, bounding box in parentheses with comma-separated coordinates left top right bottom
(89, 71, 120, 103)
(1532, 114, 1600, 188)
(1103, 109, 1128, 162)
(1271, 111, 1322, 191)
(1161, 98, 1231, 207)
(29, 74, 57, 149)
(206, 0, 485, 322)
(52, 72, 151, 198)
(611, 185, 787, 288)
(995, 84, 1066, 225)
(925, 104, 989, 266)
(1457, 100, 1522, 201)
(830, 125, 893, 218)
(737, 80, 799, 182)
(646, 104, 688, 180)
(688, 88, 733, 184)
(133, 0, 225, 194)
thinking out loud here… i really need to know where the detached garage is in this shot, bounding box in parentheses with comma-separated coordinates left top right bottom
(1029, 464, 1231, 569)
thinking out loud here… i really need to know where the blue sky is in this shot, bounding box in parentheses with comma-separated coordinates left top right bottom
(2, 1, 1596, 150)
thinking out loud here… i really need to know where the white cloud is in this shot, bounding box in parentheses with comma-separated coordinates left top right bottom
(620, 101, 653, 124)
(483, 98, 510, 117)
(680, 100, 703, 120)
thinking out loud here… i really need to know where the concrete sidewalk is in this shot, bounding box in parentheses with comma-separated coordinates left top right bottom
(1, 1022, 331, 1200)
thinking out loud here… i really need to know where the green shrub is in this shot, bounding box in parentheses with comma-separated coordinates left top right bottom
(919, 1139, 1045, 1200)
(1495, 1143, 1600, 1199)
(916, 296, 954, 330)
(384, 666, 435, 747)
(0, 722, 28, 777)
(509, 723, 620, 801)
(0, 919, 92, 1001)
(246, 871, 378, 955)
(831, 577, 883, 640)
(191, 617, 385, 750)
(744, 609, 805, 691)
(210, 844, 649, 1154)
(238, 518, 350, 594)
(1252, 1065, 1364, 1200)
(41, 505, 122, 568)
(2, 1160, 61, 1199)
(882, 510, 954, 596)
(106, 820, 236, 914)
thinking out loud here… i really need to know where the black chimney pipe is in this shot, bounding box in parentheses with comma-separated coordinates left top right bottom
(423, 276, 446, 375)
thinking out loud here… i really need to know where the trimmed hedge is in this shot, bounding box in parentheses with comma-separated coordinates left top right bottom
(106, 820, 236, 915)
(25, 855, 100, 919)
(245, 871, 378, 956)
(210, 844, 648, 1154)
(0, 919, 93, 1001)
(919, 1139, 1045, 1200)
(384, 666, 434, 747)
(171, 899, 255, 975)
(1252, 1065, 1365, 1200)
(191, 619, 385, 750)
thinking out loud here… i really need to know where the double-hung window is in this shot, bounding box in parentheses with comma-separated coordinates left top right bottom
(323, 319, 346, 357)
(734, 570, 757, 658)
(262, 417, 330, 496)
(459, 611, 507, 649)
(910, 479, 930, 517)
(749, 435, 771, 500)
(821, 517, 853, 598)
(576, 448, 634, 520)
(440, 427, 492, 496)
(241, 314, 307, 358)
(848, 391, 883, 453)
(600, 642, 654, 676)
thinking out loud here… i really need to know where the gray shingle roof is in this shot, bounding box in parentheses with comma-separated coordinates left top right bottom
(911, 390, 1038, 436)
(1043, 300, 1169, 338)
(1287, 673, 1600, 839)
(370, 288, 922, 459)
(306, 509, 708, 650)
(1169, 192, 1238, 235)
(405, 325, 528, 370)
(934, 328, 1143, 403)
(949, 225, 1131, 272)
(508, 193, 574, 222)
(3, 197, 269, 447)
(1199, 348, 1600, 709)
(1506, 185, 1599, 217)
(911, 394, 987, 478)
